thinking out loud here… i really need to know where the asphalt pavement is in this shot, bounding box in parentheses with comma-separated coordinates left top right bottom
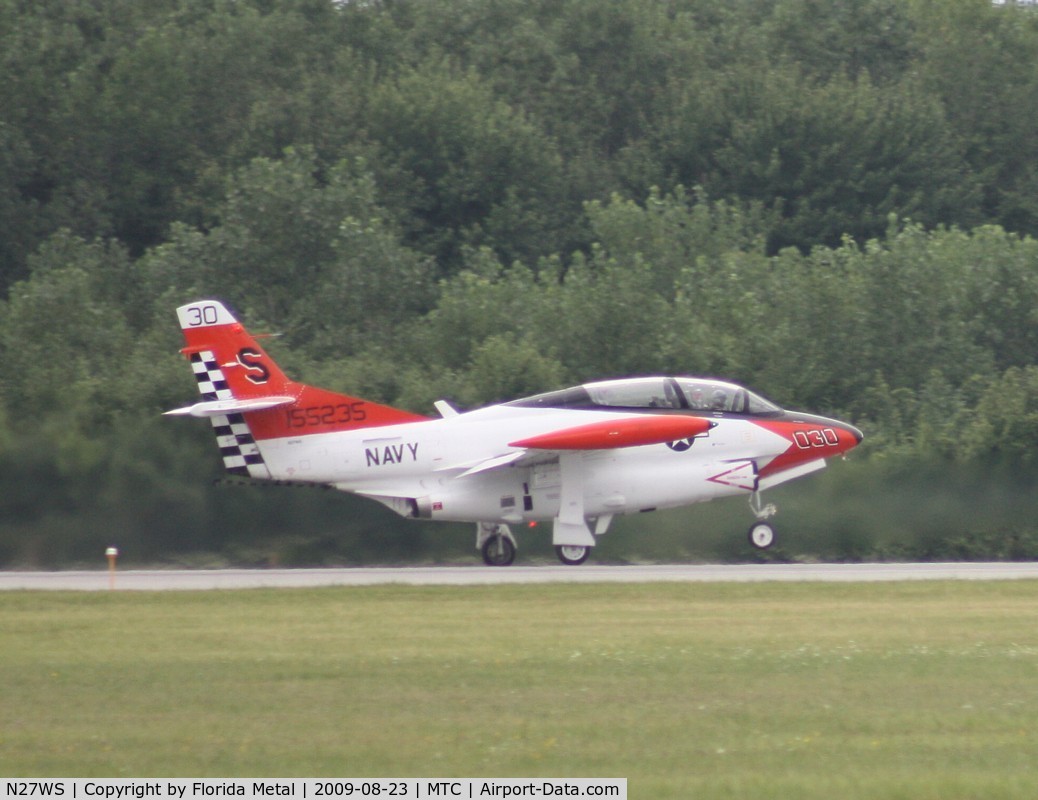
(3, 562, 1038, 591)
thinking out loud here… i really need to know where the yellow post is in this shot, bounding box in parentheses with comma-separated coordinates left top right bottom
(105, 547, 119, 590)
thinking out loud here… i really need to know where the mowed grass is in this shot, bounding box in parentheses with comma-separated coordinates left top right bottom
(3, 581, 1038, 798)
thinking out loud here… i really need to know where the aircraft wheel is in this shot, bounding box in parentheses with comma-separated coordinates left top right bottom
(555, 545, 591, 566)
(482, 534, 516, 566)
(748, 521, 776, 550)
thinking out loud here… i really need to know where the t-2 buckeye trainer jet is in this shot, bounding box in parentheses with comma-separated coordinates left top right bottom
(167, 300, 863, 565)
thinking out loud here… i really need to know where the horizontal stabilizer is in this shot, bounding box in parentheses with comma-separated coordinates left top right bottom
(164, 396, 296, 418)
(510, 414, 713, 451)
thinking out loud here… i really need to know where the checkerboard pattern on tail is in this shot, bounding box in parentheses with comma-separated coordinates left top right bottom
(190, 350, 229, 400)
(190, 350, 271, 479)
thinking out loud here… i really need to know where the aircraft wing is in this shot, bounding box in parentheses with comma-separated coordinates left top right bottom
(508, 414, 713, 450)
(441, 415, 714, 479)
(455, 451, 528, 477)
(441, 450, 554, 478)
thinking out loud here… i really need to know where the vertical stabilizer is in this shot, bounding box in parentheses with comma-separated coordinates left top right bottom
(168, 299, 429, 477)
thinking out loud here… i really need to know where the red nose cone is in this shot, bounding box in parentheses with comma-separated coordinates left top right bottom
(838, 423, 865, 453)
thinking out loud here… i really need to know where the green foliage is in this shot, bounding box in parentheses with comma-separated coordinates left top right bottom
(141, 147, 435, 355)
(764, 0, 921, 84)
(914, 0, 1038, 234)
(3, 237, 196, 452)
(359, 62, 570, 269)
(653, 64, 980, 252)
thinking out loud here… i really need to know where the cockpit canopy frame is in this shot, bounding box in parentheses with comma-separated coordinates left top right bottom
(507, 376, 782, 416)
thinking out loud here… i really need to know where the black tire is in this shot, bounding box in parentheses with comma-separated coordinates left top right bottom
(482, 535, 516, 566)
(748, 521, 776, 550)
(555, 544, 591, 566)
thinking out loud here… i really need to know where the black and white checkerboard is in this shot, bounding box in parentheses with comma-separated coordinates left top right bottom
(190, 351, 270, 479)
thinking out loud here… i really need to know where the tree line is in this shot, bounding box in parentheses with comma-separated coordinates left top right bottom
(2, 0, 1038, 566)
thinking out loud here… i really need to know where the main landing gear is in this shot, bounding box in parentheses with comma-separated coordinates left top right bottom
(554, 545, 590, 566)
(476, 521, 601, 566)
(747, 490, 778, 550)
(478, 523, 517, 566)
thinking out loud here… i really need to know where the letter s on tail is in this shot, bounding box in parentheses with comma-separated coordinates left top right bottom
(166, 299, 429, 478)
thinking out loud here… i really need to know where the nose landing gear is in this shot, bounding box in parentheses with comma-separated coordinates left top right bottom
(748, 491, 778, 550)
(748, 520, 776, 549)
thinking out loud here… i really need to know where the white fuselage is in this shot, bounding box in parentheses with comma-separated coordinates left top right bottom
(253, 405, 796, 524)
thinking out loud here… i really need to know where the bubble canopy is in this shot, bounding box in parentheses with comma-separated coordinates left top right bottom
(506, 376, 782, 416)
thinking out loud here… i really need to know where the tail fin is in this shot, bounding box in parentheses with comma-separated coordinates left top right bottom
(166, 299, 428, 477)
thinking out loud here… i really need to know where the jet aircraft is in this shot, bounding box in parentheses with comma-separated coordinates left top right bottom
(167, 300, 863, 565)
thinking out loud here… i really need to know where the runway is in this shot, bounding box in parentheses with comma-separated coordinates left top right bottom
(3, 562, 1038, 590)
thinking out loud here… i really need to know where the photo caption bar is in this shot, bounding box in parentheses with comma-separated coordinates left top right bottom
(0, 780, 626, 800)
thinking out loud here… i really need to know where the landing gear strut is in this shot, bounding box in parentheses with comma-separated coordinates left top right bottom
(748, 491, 778, 550)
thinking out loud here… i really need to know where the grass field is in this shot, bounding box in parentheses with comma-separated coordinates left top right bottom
(3, 581, 1038, 798)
